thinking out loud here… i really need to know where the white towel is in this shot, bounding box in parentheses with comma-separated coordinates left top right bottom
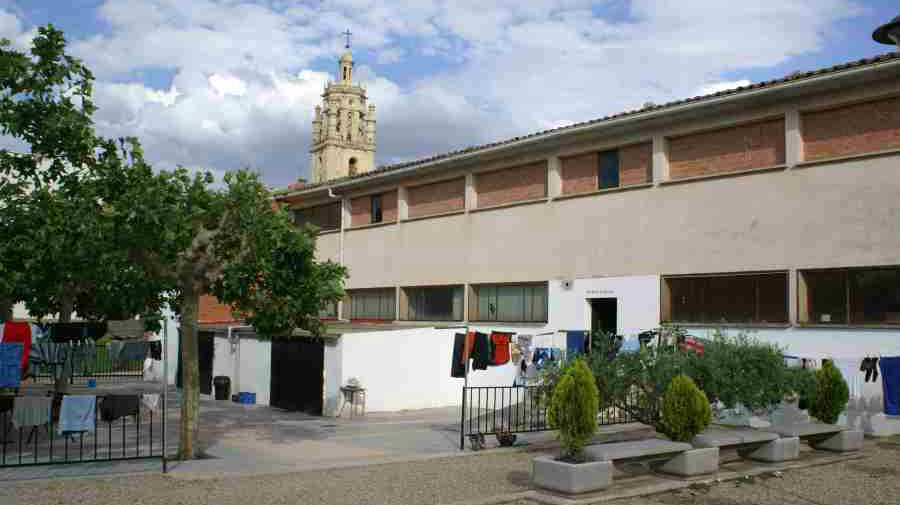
(141, 393, 160, 411)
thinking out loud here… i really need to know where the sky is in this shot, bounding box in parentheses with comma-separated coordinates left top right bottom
(0, 0, 897, 188)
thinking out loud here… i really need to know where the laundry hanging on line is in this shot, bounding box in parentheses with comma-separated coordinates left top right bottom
(100, 395, 140, 422)
(880, 357, 900, 416)
(450, 333, 466, 378)
(58, 395, 96, 436)
(489, 332, 512, 366)
(12, 396, 52, 428)
(0, 343, 23, 388)
(861, 357, 880, 382)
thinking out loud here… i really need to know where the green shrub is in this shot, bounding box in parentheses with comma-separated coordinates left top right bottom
(808, 361, 849, 424)
(659, 375, 712, 442)
(547, 360, 599, 460)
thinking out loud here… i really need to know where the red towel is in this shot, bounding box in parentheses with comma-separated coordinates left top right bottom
(490, 332, 512, 365)
(2, 322, 32, 375)
(462, 331, 476, 364)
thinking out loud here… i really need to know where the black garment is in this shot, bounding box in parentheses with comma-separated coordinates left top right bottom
(861, 357, 879, 382)
(520, 359, 527, 375)
(148, 341, 162, 360)
(471, 332, 490, 370)
(451, 333, 466, 378)
(50, 322, 107, 342)
(99, 395, 140, 422)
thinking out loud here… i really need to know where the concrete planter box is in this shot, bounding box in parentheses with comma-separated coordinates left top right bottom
(532, 456, 613, 494)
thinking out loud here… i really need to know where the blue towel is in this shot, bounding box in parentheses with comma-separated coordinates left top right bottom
(880, 357, 900, 416)
(0, 344, 23, 388)
(566, 331, 587, 356)
(58, 395, 97, 435)
(620, 337, 641, 353)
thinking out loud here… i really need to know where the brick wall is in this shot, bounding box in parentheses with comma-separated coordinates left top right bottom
(620, 143, 653, 186)
(803, 96, 900, 161)
(669, 119, 786, 179)
(561, 143, 652, 194)
(561, 152, 598, 195)
(475, 161, 547, 208)
(350, 195, 370, 226)
(199, 295, 241, 324)
(350, 190, 397, 226)
(407, 178, 465, 218)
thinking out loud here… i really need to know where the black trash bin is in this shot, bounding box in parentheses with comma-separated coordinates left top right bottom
(213, 376, 231, 401)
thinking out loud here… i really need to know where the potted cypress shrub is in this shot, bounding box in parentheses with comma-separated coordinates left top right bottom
(532, 360, 611, 494)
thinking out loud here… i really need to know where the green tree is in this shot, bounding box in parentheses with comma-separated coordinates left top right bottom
(107, 151, 346, 459)
(659, 375, 711, 442)
(547, 360, 599, 461)
(808, 361, 850, 424)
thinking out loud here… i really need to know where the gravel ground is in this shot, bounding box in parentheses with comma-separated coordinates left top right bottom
(0, 451, 534, 505)
(511, 437, 900, 505)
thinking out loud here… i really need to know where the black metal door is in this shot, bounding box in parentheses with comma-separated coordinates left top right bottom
(270, 338, 324, 415)
(198, 332, 214, 395)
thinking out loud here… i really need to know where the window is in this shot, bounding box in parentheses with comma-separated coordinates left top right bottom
(370, 194, 383, 223)
(401, 285, 464, 321)
(294, 202, 341, 232)
(346, 288, 395, 321)
(470, 283, 548, 322)
(801, 267, 900, 325)
(598, 150, 619, 189)
(663, 272, 788, 324)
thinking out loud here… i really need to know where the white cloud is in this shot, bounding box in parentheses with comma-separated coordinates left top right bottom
(5, 1, 867, 188)
(694, 80, 753, 97)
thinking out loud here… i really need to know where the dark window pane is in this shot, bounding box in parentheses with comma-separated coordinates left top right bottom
(403, 286, 463, 321)
(598, 150, 620, 189)
(371, 194, 383, 223)
(347, 288, 395, 320)
(471, 283, 547, 322)
(805, 270, 847, 324)
(294, 202, 341, 231)
(666, 273, 787, 324)
(850, 268, 900, 324)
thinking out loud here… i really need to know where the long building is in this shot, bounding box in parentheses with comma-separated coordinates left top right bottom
(199, 47, 900, 423)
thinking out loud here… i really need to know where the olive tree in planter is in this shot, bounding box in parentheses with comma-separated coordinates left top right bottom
(532, 360, 612, 494)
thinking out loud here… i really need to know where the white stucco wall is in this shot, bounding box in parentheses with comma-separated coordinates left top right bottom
(211, 334, 272, 405)
(550, 275, 661, 337)
(336, 327, 520, 413)
(684, 327, 900, 360)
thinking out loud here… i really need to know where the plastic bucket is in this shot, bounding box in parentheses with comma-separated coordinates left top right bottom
(87, 379, 97, 388)
(238, 392, 256, 404)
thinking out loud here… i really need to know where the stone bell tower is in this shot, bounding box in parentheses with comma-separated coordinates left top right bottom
(310, 33, 376, 183)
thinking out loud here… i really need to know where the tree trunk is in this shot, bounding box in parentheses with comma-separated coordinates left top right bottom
(179, 282, 201, 460)
(58, 292, 75, 323)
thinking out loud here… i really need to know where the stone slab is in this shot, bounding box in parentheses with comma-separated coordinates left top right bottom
(811, 430, 864, 452)
(532, 456, 613, 494)
(658, 448, 719, 476)
(584, 439, 691, 461)
(771, 423, 846, 438)
(746, 436, 800, 462)
(692, 428, 779, 449)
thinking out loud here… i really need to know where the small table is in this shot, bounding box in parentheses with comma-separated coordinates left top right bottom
(339, 387, 366, 418)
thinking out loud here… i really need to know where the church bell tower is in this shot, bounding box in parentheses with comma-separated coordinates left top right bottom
(310, 31, 376, 183)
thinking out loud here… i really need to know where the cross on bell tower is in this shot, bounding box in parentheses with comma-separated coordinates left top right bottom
(343, 29, 352, 49)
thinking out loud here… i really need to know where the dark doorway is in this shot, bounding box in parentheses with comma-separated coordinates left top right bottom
(176, 330, 215, 395)
(590, 298, 618, 336)
(270, 338, 324, 415)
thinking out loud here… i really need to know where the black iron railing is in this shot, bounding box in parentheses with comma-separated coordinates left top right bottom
(0, 393, 163, 468)
(31, 345, 144, 384)
(460, 385, 640, 450)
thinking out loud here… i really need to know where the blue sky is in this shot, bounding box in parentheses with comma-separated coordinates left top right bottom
(1, 0, 897, 187)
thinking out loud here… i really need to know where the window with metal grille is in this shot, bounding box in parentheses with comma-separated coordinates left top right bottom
(800, 266, 900, 325)
(370, 194, 383, 223)
(469, 283, 548, 323)
(663, 272, 788, 324)
(401, 285, 464, 321)
(346, 288, 395, 320)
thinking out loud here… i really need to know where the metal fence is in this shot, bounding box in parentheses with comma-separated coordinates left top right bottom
(31, 345, 144, 384)
(460, 385, 640, 450)
(0, 393, 164, 468)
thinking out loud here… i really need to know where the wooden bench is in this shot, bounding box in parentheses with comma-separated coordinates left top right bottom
(771, 423, 863, 452)
(584, 439, 718, 477)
